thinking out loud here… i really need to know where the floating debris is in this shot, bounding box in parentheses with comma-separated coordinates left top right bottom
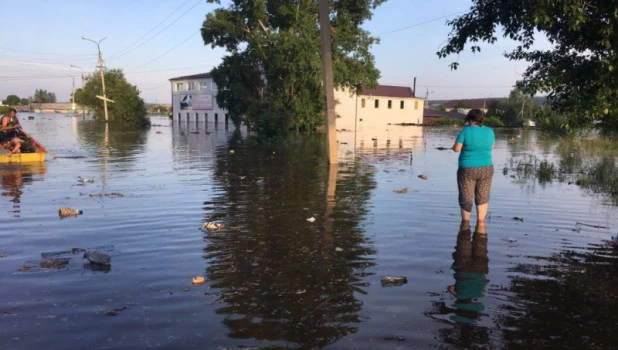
(418, 175, 428, 180)
(83, 251, 111, 266)
(513, 217, 524, 222)
(39, 258, 70, 269)
(58, 207, 83, 218)
(192, 276, 205, 285)
(104, 305, 129, 316)
(306, 217, 316, 223)
(203, 222, 225, 230)
(502, 237, 518, 243)
(335, 247, 343, 252)
(393, 188, 408, 194)
(77, 176, 95, 184)
(380, 275, 408, 287)
(436, 147, 449, 150)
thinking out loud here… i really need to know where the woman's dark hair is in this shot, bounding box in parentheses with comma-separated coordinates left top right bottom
(9, 108, 17, 113)
(466, 109, 485, 125)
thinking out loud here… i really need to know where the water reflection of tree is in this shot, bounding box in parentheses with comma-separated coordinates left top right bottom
(76, 120, 148, 159)
(0, 163, 46, 217)
(495, 246, 618, 349)
(203, 135, 377, 348)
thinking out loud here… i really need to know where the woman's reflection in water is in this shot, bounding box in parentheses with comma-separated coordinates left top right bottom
(446, 221, 489, 324)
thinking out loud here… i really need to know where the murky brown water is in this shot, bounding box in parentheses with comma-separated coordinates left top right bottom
(1, 115, 617, 349)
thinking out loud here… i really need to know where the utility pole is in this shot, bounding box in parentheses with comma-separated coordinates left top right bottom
(71, 76, 75, 114)
(82, 36, 113, 122)
(318, 0, 338, 164)
(71, 65, 86, 117)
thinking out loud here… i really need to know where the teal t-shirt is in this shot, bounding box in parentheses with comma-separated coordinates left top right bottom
(455, 125, 495, 168)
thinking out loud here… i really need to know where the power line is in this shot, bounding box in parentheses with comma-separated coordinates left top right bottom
(376, 11, 465, 37)
(132, 30, 201, 69)
(107, 0, 192, 59)
(108, 0, 203, 60)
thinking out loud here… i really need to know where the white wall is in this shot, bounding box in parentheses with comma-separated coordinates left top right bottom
(334, 87, 425, 157)
(170, 77, 228, 123)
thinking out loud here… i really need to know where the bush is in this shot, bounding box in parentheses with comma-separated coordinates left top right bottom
(483, 116, 504, 127)
(432, 118, 464, 126)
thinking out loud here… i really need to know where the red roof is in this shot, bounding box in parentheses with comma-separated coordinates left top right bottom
(360, 85, 415, 98)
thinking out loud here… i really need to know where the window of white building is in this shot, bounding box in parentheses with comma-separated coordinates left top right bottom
(400, 101, 404, 109)
(388, 100, 392, 109)
(187, 82, 195, 91)
(374, 99, 379, 108)
(176, 83, 184, 91)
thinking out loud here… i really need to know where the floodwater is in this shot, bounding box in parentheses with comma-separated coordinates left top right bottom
(1, 115, 617, 349)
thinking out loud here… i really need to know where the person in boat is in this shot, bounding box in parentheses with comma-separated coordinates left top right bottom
(1, 137, 21, 156)
(1, 108, 40, 153)
(1, 108, 23, 152)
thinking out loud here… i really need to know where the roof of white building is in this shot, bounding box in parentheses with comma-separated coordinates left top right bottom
(360, 85, 416, 98)
(169, 72, 212, 81)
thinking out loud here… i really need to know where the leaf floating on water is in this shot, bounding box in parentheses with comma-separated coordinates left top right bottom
(513, 217, 524, 222)
(306, 217, 316, 223)
(418, 175, 428, 180)
(393, 188, 408, 194)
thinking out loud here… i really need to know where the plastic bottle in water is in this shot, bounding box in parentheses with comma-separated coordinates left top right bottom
(58, 207, 83, 217)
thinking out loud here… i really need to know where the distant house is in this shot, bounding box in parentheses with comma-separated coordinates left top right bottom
(423, 108, 466, 125)
(335, 85, 425, 130)
(169, 72, 228, 124)
(334, 84, 425, 154)
(439, 98, 499, 114)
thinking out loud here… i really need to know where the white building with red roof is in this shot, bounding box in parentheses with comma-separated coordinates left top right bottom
(334, 84, 425, 154)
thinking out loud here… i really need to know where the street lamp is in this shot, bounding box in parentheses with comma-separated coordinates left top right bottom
(70, 65, 87, 117)
(82, 36, 113, 122)
(70, 64, 85, 87)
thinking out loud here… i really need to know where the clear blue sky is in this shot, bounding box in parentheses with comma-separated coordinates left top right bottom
(0, 0, 540, 104)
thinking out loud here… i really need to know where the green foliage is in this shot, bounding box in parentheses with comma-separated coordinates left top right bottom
(19, 98, 28, 105)
(33, 89, 56, 103)
(534, 106, 576, 135)
(483, 116, 504, 127)
(434, 105, 446, 112)
(77, 69, 150, 128)
(202, 0, 385, 137)
(432, 118, 464, 126)
(3, 95, 20, 105)
(0, 105, 11, 114)
(438, 0, 618, 134)
(536, 160, 555, 183)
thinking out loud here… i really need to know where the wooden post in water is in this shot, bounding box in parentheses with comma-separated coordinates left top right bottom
(318, 0, 338, 164)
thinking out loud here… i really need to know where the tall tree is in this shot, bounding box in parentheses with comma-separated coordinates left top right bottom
(76, 69, 150, 128)
(202, 0, 385, 136)
(3, 95, 20, 105)
(33, 89, 56, 103)
(437, 0, 618, 134)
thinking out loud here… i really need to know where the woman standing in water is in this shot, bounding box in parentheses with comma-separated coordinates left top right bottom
(452, 109, 495, 233)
